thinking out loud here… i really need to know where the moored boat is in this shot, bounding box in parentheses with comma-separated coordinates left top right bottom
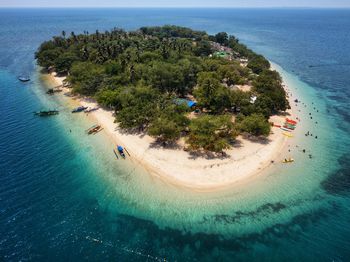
(282, 132, 293, 137)
(282, 158, 294, 163)
(72, 106, 88, 113)
(286, 118, 297, 125)
(280, 127, 292, 132)
(87, 125, 103, 135)
(18, 76, 30, 82)
(34, 110, 59, 116)
(117, 145, 126, 159)
(84, 107, 99, 113)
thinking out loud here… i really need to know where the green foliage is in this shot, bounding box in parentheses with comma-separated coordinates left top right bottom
(95, 88, 121, 109)
(116, 86, 161, 130)
(214, 32, 229, 46)
(148, 104, 189, 142)
(54, 52, 80, 75)
(253, 70, 290, 112)
(194, 72, 233, 113)
(247, 55, 270, 74)
(68, 62, 105, 95)
(36, 25, 289, 150)
(237, 113, 271, 137)
(187, 115, 237, 153)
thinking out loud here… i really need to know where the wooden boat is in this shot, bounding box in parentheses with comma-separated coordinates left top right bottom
(273, 124, 281, 128)
(84, 107, 99, 113)
(282, 132, 293, 137)
(282, 158, 294, 163)
(34, 110, 59, 116)
(18, 76, 30, 82)
(88, 125, 103, 135)
(72, 106, 88, 113)
(117, 145, 126, 159)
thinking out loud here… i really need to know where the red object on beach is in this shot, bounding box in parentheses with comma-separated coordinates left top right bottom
(274, 124, 281, 128)
(286, 118, 297, 125)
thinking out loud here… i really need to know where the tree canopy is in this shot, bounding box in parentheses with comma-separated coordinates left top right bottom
(187, 115, 237, 153)
(36, 25, 289, 152)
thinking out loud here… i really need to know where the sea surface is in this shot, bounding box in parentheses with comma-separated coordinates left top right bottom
(0, 8, 350, 261)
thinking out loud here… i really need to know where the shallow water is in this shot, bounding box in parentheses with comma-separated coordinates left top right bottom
(1, 8, 350, 261)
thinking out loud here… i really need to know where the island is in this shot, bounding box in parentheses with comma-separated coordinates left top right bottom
(36, 25, 294, 190)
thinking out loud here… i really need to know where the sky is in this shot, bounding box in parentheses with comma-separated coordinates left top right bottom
(1, 0, 349, 8)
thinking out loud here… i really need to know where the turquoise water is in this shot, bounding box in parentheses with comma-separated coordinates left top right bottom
(1, 8, 350, 261)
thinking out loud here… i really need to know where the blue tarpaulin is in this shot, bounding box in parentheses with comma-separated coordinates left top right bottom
(175, 98, 197, 108)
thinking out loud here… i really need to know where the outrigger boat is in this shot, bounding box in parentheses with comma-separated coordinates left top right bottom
(18, 76, 30, 82)
(72, 106, 88, 113)
(84, 107, 99, 113)
(282, 158, 294, 163)
(117, 145, 126, 159)
(86, 124, 103, 135)
(34, 110, 59, 116)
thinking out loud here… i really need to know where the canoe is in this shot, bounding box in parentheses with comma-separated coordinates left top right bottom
(280, 127, 292, 132)
(286, 118, 297, 125)
(273, 124, 281, 128)
(283, 125, 295, 130)
(282, 132, 293, 137)
(87, 125, 102, 135)
(282, 158, 294, 163)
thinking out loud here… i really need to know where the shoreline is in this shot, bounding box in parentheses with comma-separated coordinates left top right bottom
(43, 66, 300, 191)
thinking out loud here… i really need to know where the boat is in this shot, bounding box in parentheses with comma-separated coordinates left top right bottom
(280, 127, 292, 132)
(283, 125, 295, 130)
(84, 107, 99, 113)
(34, 110, 59, 116)
(72, 106, 88, 113)
(284, 122, 296, 127)
(46, 88, 62, 95)
(18, 76, 30, 82)
(282, 132, 293, 137)
(273, 124, 281, 128)
(286, 118, 297, 125)
(117, 145, 126, 159)
(282, 158, 294, 163)
(87, 125, 103, 135)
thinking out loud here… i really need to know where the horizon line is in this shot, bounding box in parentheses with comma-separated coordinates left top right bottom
(1, 6, 350, 9)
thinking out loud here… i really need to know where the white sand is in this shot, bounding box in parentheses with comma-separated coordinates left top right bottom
(47, 72, 297, 191)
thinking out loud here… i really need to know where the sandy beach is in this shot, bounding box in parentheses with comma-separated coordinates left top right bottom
(45, 71, 298, 191)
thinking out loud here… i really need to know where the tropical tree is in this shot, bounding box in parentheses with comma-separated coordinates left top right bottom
(187, 115, 236, 153)
(237, 113, 271, 137)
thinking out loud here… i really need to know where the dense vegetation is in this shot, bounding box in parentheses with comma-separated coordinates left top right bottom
(36, 25, 289, 153)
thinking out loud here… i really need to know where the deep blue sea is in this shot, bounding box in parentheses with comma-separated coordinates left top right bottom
(1, 8, 350, 261)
